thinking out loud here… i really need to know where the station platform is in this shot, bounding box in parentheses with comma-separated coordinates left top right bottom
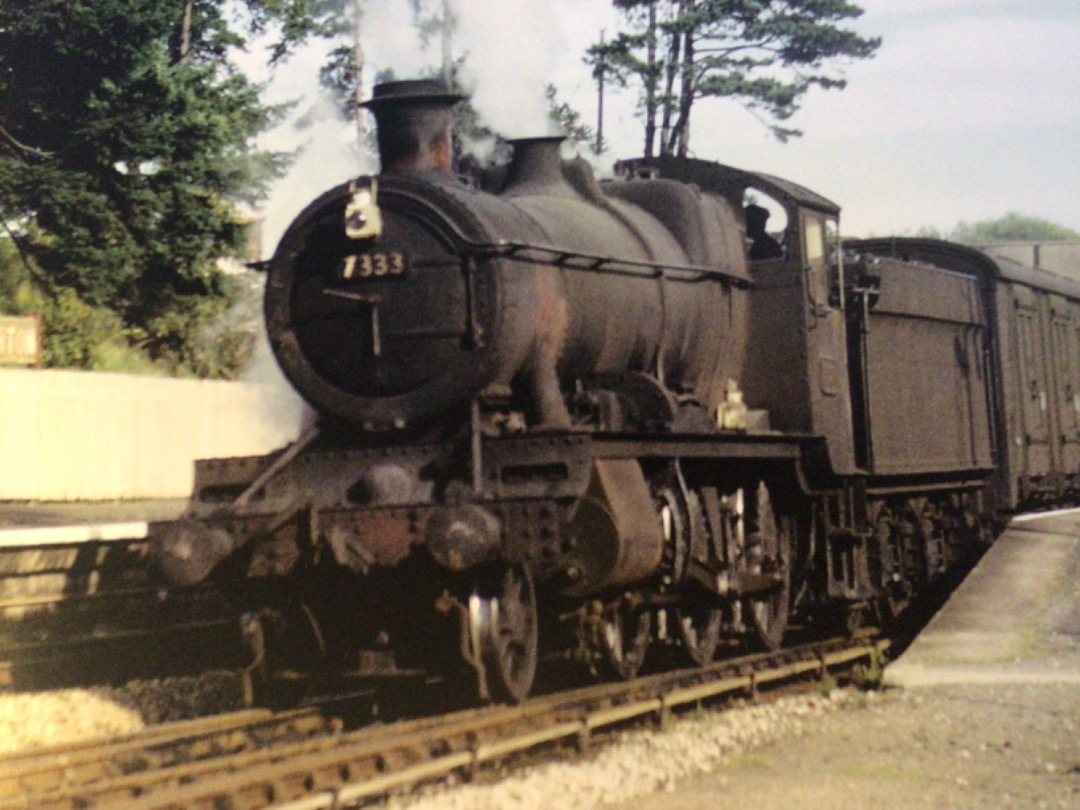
(885, 507, 1080, 686)
(0, 500, 187, 544)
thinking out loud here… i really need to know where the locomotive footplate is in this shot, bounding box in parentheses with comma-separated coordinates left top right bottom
(589, 432, 808, 462)
(476, 431, 810, 489)
(477, 433, 594, 500)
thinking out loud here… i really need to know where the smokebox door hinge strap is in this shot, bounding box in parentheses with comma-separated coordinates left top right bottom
(463, 256, 484, 348)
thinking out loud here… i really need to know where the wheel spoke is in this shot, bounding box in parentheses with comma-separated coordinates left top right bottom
(471, 565, 538, 703)
(597, 598, 651, 680)
(676, 603, 722, 666)
(743, 481, 792, 651)
(649, 465, 720, 666)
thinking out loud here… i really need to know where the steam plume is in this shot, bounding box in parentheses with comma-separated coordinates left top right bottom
(448, 0, 566, 138)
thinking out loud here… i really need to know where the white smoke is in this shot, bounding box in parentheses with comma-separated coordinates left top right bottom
(238, 277, 311, 438)
(448, 0, 567, 138)
(363, 2, 441, 80)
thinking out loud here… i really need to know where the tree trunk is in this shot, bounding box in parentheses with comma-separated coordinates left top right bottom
(674, 28, 694, 157)
(441, 0, 454, 83)
(352, 0, 365, 147)
(597, 32, 606, 154)
(659, 2, 682, 157)
(175, 0, 193, 63)
(643, 1, 658, 158)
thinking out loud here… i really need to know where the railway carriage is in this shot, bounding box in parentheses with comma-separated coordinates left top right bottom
(150, 79, 1080, 703)
(850, 238, 1080, 507)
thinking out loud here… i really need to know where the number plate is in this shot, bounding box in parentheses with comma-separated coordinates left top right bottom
(338, 250, 409, 281)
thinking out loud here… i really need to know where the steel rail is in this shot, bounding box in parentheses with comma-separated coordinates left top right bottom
(0, 709, 331, 810)
(0, 526, 235, 691)
(0, 587, 160, 617)
(0, 709, 278, 797)
(1, 636, 886, 810)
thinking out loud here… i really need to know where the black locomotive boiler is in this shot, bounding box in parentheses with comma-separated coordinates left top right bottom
(150, 79, 1080, 703)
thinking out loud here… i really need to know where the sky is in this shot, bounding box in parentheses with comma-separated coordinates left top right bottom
(246, 0, 1080, 254)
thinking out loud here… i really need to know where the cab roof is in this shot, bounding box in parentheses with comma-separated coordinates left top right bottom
(615, 156, 841, 217)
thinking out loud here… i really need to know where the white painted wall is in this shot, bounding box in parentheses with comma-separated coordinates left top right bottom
(0, 369, 303, 501)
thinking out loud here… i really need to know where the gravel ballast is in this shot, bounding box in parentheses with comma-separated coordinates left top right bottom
(0, 671, 243, 756)
(0, 690, 144, 755)
(390, 690, 857, 810)
(614, 683, 1080, 810)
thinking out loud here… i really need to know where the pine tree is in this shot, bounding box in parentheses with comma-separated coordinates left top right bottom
(588, 0, 880, 156)
(0, 1, 321, 374)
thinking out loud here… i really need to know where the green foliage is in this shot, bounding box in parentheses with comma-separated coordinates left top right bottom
(850, 649, 886, 690)
(318, 1, 455, 136)
(814, 673, 838, 696)
(315, 1, 368, 133)
(138, 273, 262, 380)
(547, 85, 596, 148)
(313, 2, 593, 164)
(913, 225, 947, 239)
(249, 0, 349, 64)
(1, 235, 254, 375)
(408, 0, 453, 48)
(0, 1, 312, 377)
(950, 212, 1080, 245)
(0, 236, 45, 315)
(39, 287, 138, 370)
(589, 0, 880, 156)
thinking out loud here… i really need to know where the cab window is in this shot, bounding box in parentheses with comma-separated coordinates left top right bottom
(743, 189, 788, 262)
(804, 218, 825, 263)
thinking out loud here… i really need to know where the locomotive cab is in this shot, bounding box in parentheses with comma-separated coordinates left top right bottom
(743, 185, 858, 475)
(617, 157, 860, 474)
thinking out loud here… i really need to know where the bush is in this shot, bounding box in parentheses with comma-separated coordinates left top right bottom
(0, 237, 46, 315)
(2, 236, 257, 378)
(40, 287, 153, 372)
(138, 273, 259, 379)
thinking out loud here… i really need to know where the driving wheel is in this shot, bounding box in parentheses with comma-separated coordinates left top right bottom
(597, 596, 652, 680)
(743, 481, 792, 651)
(675, 602, 722, 666)
(469, 564, 538, 703)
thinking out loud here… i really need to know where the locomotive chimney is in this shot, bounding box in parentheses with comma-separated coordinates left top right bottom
(502, 137, 572, 196)
(362, 79, 464, 175)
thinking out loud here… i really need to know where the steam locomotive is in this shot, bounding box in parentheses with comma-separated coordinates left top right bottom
(150, 79, 1080, 702)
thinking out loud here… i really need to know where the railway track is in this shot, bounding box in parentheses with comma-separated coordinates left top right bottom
(0, 526, 240, 689)
(0, 523, 150, 619)
(0, 636, 887, 810)
(0, 707, 334, 810)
